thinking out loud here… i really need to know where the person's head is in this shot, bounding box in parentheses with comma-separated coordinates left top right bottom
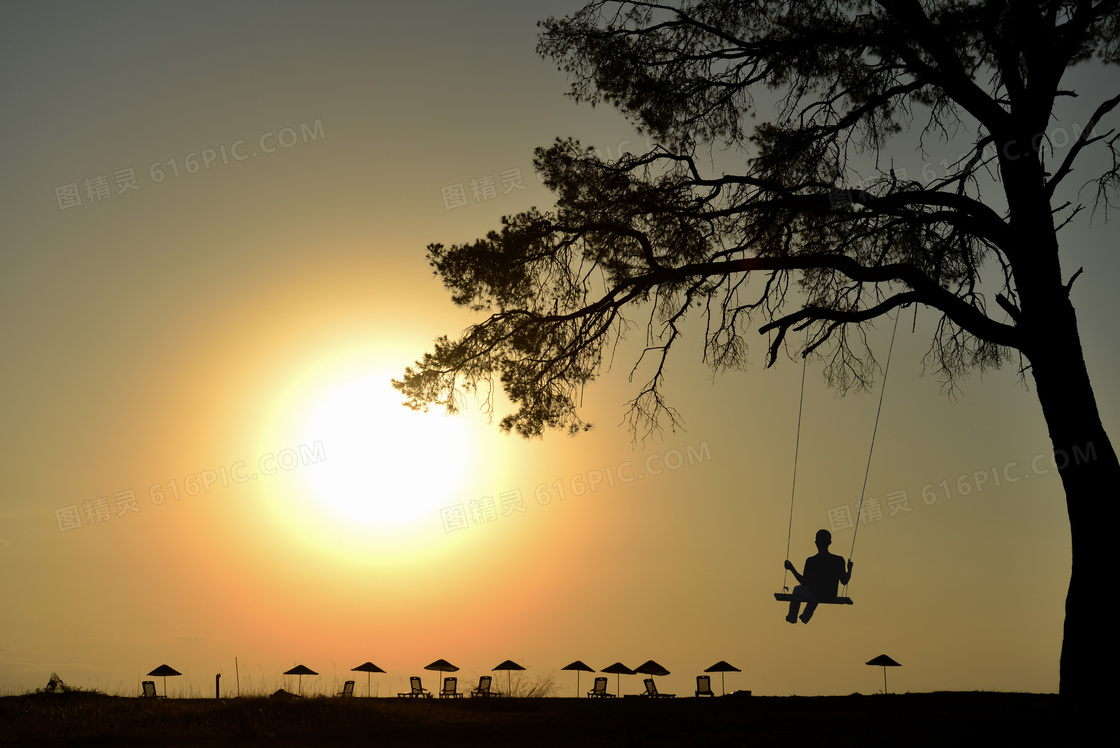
(815, 529, 832, 550)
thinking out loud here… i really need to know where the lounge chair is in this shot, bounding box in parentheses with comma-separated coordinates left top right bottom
(643, 678, 675, 698)
(587, 676, 615, 698)
(140, 680, 165, 699)
(695, 675, 716, 697)
(337, 680, 355, 697)
(439, 676, 462, 698)
(397, 676, 431, 698)
(470, 675, 499, 697)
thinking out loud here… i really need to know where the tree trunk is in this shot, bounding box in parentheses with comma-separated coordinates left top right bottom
(999, 139, 1119, 701)
(1025, 295, 1119, 701)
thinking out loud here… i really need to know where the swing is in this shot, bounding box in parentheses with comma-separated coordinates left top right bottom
(774, 312, 901, 607)
(773, 593, 854, 604)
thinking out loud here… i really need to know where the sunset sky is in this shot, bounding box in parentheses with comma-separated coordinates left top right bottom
(3, 1, 1117, 699)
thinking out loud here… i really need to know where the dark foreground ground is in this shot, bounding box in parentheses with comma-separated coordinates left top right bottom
(0, 690, 1069, 747)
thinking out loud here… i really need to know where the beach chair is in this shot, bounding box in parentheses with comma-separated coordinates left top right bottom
(337, 680, 355, 697)
(439, 676, 462, 698)
(397, 676, 431, 698)
(587, 677, 614, 698)
(140, 680, 164, 698)
(695, 675, 716, 697)
(643, 678, 675, 698)
(470, 675, 499, 697)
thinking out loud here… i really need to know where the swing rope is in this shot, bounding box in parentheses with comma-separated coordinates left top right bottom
(781, 333, 810, 593)
(841, 310, 902, 596)
(780, 311, 902, 599)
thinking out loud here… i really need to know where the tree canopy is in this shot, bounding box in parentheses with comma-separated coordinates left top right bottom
(399, 0, 1118, 436)
(395, 0, 1120, 697)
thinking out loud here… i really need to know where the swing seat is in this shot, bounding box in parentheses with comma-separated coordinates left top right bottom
(773, 593, 854, 605)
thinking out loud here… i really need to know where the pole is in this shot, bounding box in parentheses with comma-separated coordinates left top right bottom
(216, 673, 221, 699)
(235, 658, 240, 697)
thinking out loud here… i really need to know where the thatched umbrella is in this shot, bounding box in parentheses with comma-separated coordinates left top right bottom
(634, 660, 672, 696)
(284, 664, 318, 696)
(704, 660, 741, 695)
(634, 660, 669, 681)
(351, 662, 385, 697)
(492, 660, 524, 696)
(865, 654, 901, 694)
(561, 660, 595, 697)
(600, 662, 635, 697)
(424, 659, 459, 695)
(147, 664, 181, 697)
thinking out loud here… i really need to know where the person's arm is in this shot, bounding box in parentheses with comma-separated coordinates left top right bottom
(784, 560, 806, 586)
(839, 559, 853, 586)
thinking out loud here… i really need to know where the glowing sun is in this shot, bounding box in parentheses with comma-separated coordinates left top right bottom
(300, 375, 470, 530)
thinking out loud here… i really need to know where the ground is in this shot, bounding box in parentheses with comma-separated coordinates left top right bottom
(0, 690, 1071, 747)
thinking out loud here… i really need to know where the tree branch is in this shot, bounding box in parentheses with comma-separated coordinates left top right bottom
(1046, 91, 1120, 197)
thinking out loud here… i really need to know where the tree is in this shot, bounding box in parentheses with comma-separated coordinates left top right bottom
(394, 0, 1120, 698)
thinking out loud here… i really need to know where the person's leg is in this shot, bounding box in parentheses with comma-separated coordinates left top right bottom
(786, 586, 807, 623)
(799, 601, 818, 623)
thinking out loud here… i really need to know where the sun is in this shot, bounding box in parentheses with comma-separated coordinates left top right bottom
(299, 374, 470, 531)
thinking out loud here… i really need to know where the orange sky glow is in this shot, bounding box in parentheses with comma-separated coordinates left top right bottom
(2, 1, 1116, 699)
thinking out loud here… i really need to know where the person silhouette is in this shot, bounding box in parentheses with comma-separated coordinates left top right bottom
(784, 529, 853, 623)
